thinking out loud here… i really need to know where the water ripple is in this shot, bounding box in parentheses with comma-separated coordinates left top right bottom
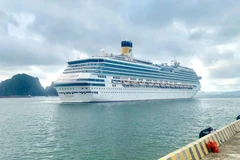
(0, 96, 240, 160)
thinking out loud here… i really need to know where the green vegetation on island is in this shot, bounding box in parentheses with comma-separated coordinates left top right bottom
(45, 82, 58, 96)
(0, 74, 58, 97)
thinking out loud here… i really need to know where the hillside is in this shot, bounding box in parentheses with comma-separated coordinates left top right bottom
(0, 74, 53, 96)
(45, 82, 58, 96)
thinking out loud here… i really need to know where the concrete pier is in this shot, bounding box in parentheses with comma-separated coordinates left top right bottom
(158, 119, 240, 160)
(203, 132, 240, 159)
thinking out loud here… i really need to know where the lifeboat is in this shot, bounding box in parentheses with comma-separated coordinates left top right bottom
(160, 83, 165, 88)
(139, 81, 145, 85)
(148, 82, 154, 86)
(123, 80, 130, 85)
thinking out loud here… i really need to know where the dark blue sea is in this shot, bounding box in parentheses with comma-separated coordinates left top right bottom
(0, 95, 240, 160)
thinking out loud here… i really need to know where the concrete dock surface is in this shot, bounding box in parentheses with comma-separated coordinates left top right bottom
(158, 120, 240, 160)
(204, 132, 240, 160)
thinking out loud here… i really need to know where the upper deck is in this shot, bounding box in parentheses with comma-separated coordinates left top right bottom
(67, 54, 195, 73)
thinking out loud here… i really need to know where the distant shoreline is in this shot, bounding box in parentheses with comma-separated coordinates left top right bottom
(0, 95, 58, 98)
(0, 95, 32, 98)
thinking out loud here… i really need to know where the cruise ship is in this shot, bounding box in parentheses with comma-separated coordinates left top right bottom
(53, 41, 202, 103)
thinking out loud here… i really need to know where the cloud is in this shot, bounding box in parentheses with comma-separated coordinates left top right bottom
(0, 0, 240, 91)
(0, 65, 65, 87)
(0, 35, 70, 66)
(209, 61, 240, 79)
(198, 47, 235, 67)
(0, 10, 18, 33)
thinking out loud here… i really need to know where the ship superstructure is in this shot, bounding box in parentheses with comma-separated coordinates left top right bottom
(53, 41, 201, 103)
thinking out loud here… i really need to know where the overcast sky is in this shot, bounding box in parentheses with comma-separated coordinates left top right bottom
(0, 0, 240, 92)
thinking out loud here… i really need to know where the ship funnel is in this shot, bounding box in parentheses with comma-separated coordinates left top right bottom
(121, 40, 132, 56)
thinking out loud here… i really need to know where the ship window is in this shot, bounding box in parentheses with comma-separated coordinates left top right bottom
(98, 75, 107, 78)
(113, 76, 120, 79)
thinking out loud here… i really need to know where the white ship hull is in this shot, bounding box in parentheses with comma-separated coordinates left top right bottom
(57, 87, 199, 103)
(54, 45, 202, 103)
